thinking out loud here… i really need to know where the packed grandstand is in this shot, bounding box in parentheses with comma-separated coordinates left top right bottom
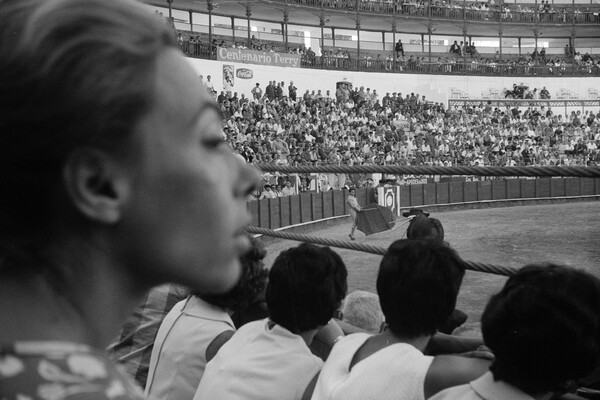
(216, 82, 600, 169)
(142, 0, 600, 195)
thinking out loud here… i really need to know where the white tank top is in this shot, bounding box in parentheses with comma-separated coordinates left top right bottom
(194, 319, 323, 400)
(311, 333, 433, 400)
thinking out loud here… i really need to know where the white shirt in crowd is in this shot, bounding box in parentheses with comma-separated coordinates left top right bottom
(193, 319, 323, 400)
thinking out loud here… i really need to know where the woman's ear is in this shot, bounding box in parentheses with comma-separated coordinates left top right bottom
(62, 148, 131, 224)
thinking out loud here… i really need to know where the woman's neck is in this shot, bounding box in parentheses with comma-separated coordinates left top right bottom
(0, 243, 147, 349)
(379, 329, 431, 353)
(0, 273, 90, 345)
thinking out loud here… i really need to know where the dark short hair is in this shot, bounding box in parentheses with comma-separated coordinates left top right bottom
(406, 215, 444, 241)
(199, 234, 268, 311)
(377, 239, 465, 338)
(483, 264, 600, 394)
(266, 243, 347, 333)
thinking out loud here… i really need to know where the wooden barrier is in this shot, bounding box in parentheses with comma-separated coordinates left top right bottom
(478, 180, 492, 201)
(423, 183, 437, 206)
(299, 193, 312, 223)
(464, 182, 477, 202)
(537, 178, 551, 197)
(247, 178, 600, 229)
(521, 180, 535, 198)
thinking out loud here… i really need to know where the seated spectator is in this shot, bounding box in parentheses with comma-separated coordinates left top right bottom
(281, 180, 296, 196)
(259, 184, 278, 199)
(193, 243, 348, 400)
(341, 290, 385, 333)
(431, 264, 600, 400)
(273, 183, 284, 196)
(310, 239, 490, 400)
(144, 235, 268, 400)
(404, 211, 467, 334)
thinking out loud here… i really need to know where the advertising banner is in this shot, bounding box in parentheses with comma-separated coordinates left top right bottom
(235, 68, 254, 79)
(217, 47, 301, 68)
(223, 64, 234, 91)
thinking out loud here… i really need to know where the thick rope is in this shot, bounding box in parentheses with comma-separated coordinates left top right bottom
(247, 226, 518, 277)
(256, 164, 600, 178)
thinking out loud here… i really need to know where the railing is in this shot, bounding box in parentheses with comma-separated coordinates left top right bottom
(179, 41, 213, 59)
(180, 42, 600, 77)
(301, 55, 600, 76)
(287, 0, 600, 25)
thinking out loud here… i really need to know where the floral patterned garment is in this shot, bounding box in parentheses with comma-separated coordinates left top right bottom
(0, 342, 145, 400)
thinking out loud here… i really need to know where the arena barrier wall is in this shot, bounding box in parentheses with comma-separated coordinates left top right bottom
(248, 177, 600, 229)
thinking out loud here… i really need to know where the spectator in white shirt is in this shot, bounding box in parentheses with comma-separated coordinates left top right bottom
(259, 184, 278, 199)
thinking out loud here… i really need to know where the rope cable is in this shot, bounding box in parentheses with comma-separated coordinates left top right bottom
(246, 226, 518, 277)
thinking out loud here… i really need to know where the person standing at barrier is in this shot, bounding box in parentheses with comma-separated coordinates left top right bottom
(347, 188, 363, 240)
(0, 0, 259, 398)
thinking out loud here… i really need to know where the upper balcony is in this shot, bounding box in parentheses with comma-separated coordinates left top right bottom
(146, 0, 600, 77)
(149, 0, 600, 40)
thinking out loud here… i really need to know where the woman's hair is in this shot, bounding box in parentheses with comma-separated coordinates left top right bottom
(266, 243, 348, 333)
(0, 0, 176, 270)
(377, 239, 465, 338)
(483, 264, 600, 395)
(199, 234, 269, 312)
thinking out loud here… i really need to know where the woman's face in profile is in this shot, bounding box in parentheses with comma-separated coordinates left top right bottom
(120, 48, 259, 294)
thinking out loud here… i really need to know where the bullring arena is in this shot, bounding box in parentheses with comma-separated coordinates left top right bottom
(148, 0, 600, 329)
(150, 0, 600, 393)
(5, 0, 600, 399)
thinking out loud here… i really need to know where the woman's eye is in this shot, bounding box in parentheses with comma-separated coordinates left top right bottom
(203, 137, 228, 150)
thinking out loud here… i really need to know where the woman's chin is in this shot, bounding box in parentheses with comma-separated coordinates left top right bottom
(193, 259, 242, 295)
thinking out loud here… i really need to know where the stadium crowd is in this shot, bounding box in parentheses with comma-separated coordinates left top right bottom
(291, 0, 600, 24)
(213, 80, 600, 179)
